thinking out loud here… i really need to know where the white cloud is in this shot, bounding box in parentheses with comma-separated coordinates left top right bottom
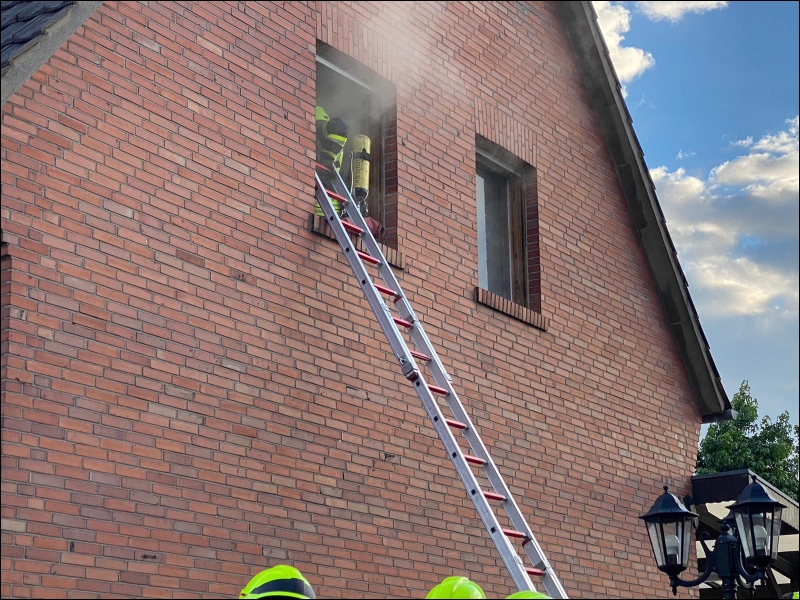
(593, 1, 655, 96)
(731, 136, 754, 148)
(711, 152, 799, 193)
(711, 118, 799, 199)
(747, 177, 800, 202)
(752, 116, 799, 154)
(690, 258, 798, 318)
(635, 1, 729, 22)
(652, 117, 800, 320)
(594, 1, 729, 97)
(651, 166, 707, 204)
(676, 149, 696, 160)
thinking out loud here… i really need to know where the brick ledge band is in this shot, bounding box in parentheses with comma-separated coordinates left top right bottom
(475, 287, 548, 331)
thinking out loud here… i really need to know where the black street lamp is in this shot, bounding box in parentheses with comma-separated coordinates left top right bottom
(640, 480, 786, 599)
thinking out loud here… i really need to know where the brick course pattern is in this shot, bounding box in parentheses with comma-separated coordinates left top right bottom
(1, 1, 701, 598)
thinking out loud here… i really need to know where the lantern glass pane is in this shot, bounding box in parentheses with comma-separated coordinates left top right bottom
(735, 510, 755, 558)
(681, 517, 693, 567)
(661, 520, 683, 568)
(647, 521, 666, 567)
(736, 509, 776, 561)
(768, 508, 782, 559)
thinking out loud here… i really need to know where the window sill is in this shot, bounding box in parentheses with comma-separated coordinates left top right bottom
(309, 214, 405, 270)
(475, 287, 548, 331)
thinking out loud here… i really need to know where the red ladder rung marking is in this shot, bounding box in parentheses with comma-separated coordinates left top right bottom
(341, 220, 363, 235)
(503, 529, 529, 540)
(526, 567, 545, 577)
(409, 350, 431, 362)
(324, 189, 347, 204)
(445, 418, 466, 430)
(483, 490, 506, 501)
(356, 250, 378, 265)
(393, 316, 413, 328)
(315, 162, 330, 172)
(374, 282, 400, 299)
(464, 455, 486, 466)
(428, 384, 448, 395)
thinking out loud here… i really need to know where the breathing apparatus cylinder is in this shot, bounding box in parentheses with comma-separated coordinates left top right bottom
(351, 134, 371, 213)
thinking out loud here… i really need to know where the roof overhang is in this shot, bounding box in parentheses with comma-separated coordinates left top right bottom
(556, 2, 731, 422)
(1, 1, 104, 107)
(692, 470, 799, 533)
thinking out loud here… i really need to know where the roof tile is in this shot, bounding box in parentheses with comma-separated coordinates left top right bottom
(1, 1, 74, 70)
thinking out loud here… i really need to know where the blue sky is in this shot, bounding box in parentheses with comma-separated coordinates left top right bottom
(594, 1, 799, 428)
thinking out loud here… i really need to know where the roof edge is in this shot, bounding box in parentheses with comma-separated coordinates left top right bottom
(692, 469, 799, 529)
(1, 1, 104, 107)
(555, 1, 731, 421)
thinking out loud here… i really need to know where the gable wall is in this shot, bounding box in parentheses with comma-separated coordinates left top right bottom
(1, 2, 701, 597)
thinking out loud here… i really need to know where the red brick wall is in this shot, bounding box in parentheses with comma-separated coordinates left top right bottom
(1, 1, 701, 598)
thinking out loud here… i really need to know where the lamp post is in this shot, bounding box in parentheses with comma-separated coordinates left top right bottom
(640, 479, 786, 599)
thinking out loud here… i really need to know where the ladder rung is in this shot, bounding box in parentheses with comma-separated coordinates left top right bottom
(445, 418, 466, 430)
(503, 529, 529, 541)
(315, 162, 330, 172)
(374, 282, 401, 299)
(393, 316, 413, 329)
(526, 567, 546, 577)
(428, 384, 448, 395)
(356, 250, 379, 265)
(324, 189, 348, 204)
(341, 220, 363, 235)
(409, 349, 431, 362)
(483, 490, 506, 501)
(464, 455, 486, 466)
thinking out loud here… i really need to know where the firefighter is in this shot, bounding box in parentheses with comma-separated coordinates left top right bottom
(426, 576, 486, 599)
(316, 105, 349, 173)
(239, 565, 316, 599)
(315, 105, 349, 217)
(313, 106, 385, 239)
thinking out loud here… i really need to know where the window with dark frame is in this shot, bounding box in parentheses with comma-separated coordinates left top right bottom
(475, 137, 541, 314)
(315, 44, 397, 245)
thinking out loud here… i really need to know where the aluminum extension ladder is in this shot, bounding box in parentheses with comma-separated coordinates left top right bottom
(314, 163, 568, 599)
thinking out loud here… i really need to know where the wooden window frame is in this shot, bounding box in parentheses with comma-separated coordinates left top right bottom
(475, 137, 543, 326)
(315, 44, 398, 247)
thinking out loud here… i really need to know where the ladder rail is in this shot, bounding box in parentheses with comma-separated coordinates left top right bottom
(323, 171, 445, 378)
(314, 175, 421, 381)
(405, 323, 567, 599)
(407, 373, 536, 592)
(418, 360, 566, 599)
(316, 167, 567, 598)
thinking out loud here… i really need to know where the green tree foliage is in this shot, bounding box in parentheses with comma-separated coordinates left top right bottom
(697, 381, 799, 502)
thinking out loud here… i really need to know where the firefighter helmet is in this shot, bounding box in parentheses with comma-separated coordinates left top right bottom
(425, 576, 486, 599)
(239, 565, 316, 599)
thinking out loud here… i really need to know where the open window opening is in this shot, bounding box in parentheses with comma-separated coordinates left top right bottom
(475, 136, 541, 313)
(315, 43, 397, 246)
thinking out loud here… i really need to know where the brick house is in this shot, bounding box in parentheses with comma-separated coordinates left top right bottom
(1, 1, 732, 598)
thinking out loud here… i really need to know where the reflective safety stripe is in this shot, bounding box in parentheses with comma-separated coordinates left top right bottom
(325, 134, 347, 145)
(315, 197, 342, 216)
(248, 577, 316, 599)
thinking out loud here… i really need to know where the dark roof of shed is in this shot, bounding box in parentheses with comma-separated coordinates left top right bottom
(1, 1, 74, 75)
